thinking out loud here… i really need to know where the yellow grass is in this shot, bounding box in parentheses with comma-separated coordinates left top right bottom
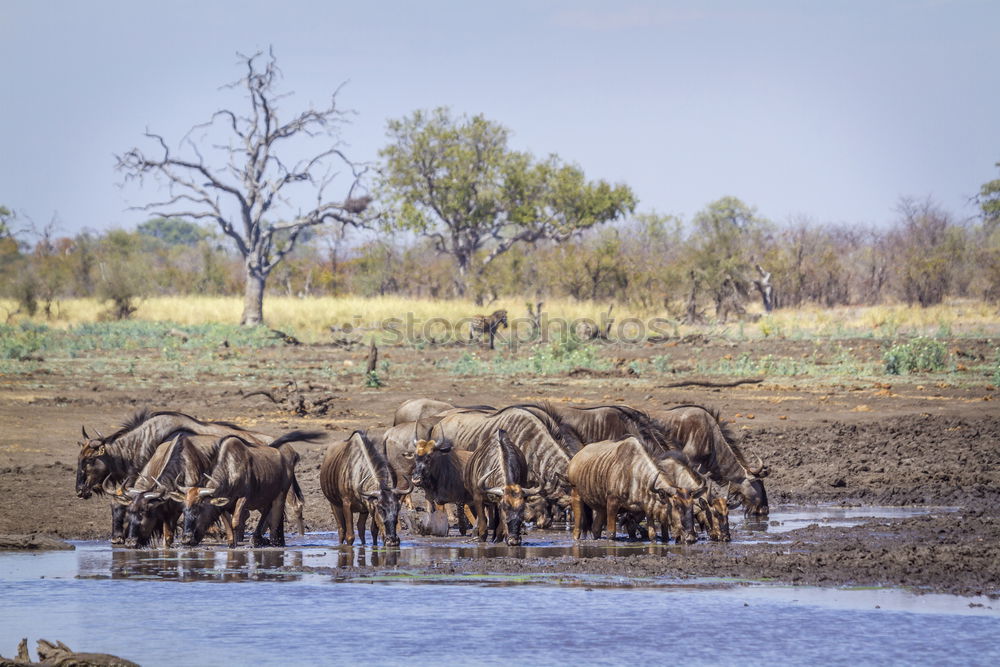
(2, 296, 997, 342)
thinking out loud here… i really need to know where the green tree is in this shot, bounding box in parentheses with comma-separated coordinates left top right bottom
(978, 163, 1000, 300)
(378, 107, 635, 298)
(117, 49, 370, 326)
(687, 196, 772, 321)
(889, 197, 965, 307)
(980, 162, 1000, 229)
(137, 217, 210, 246)
(0, 206, 14, 239)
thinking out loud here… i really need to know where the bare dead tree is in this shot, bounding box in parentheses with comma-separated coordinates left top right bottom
(753, 263, 774, 312)
(116, 48, 372, 325)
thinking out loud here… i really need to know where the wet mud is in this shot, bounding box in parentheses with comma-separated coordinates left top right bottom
(1, 342, 998, 597)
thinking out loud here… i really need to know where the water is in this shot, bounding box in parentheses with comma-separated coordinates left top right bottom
(1, 505, 996, 666)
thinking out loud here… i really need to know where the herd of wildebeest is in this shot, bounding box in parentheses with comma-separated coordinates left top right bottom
(73, 398, 771, 550)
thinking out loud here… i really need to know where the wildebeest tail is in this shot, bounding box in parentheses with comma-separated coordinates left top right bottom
(268, 430, 326, 448)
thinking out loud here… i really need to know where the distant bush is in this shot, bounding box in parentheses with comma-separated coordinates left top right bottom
(0, 323, 50, 360)
(448, 336, 609, 376)
(884, 337, 949, 374)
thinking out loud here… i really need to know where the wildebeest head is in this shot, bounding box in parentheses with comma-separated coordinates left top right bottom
(649, 477, 700, 545)
(411, 438, 448, 489)
(363, 481, 411, 547)
(119, 480, 171, 548)
(169, 482, 229, 546)
(484, 483, 543, 546)
(495, 310, 509, 329)
(75, 426, 109, 499)
(732, 456, 769, 517)
(696, 490, 732, 542)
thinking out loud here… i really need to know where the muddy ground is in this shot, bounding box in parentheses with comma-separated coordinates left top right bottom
(1, 336, 998, 596)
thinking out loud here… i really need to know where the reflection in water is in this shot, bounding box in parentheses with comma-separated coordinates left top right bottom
(71, 505, 948, 584)
(101, 548, 304, 583)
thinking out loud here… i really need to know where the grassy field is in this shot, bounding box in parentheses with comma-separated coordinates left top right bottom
(2, 296, 998, 343)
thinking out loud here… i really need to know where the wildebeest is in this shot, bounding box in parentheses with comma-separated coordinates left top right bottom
(695, 481, 732, 542)
(320, 430, 410, 546)
(392, 398, 495, 426)
(522, 402, 748, 529)
(431, 406, 580, 527)
(75, 409, 275, 543)
(380, 416, 443, 492)
(567, 436, 705, 544)
(410, 437, 474, 535)
(469, 309, 508, 349)
(463, 429, 540, 545)
(115, 433, 215, 548)
(652, 405, 769, 517)
(171, 430, 322, 548)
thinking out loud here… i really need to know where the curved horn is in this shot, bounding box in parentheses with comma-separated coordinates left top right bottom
(392, 478, 414, 495)
(198, 488, 216, 497)
(127, 487, 143, 497)
(81, 425, 90, 440)
(101, 475, 118, 496)
(95, 429, 105, 440)
(749, 454, 765, 476)
(143, 491, 164, 500)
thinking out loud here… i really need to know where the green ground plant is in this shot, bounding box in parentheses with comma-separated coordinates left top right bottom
(448, 336, 610, 376)
(884, 337, 950, 374)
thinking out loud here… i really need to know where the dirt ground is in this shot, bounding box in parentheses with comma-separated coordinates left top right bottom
(1, 337, 998, 596)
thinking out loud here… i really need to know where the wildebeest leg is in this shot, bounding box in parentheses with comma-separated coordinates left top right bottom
(330, 502, 348, 545)
(356, 510, 369, 545)
(591, 507, 606, 540)
(268, 494, 287, 547)
(668, 503, 684, 544)
(232, 498, 249, 543)
(474, 496, 488, 542)
(605, 499, 621, 540)
(490, 505, 503, 543)
(222, 511, 237, 548)
(645, 513, 658, 541)
(571, 490, 584, 540)
(111, 503, 126, 545)
(369, 511, 381, 546)
(457, 503, 471, 536)
(250, 508, 271, 547)
(163, 522, 174, 548)
(341, 501, 356, 545)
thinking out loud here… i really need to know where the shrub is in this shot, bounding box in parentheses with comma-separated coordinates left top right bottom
(0, 323, 50, 360)
(884, 337, 949, 374)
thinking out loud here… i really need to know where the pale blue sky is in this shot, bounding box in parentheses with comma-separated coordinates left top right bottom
(1, 0, 998, 237)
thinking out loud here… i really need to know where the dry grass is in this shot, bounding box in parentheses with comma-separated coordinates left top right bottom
(2, 296, 997, 343)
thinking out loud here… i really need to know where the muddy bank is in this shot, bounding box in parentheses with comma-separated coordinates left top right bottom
(745, 415, 1000, 509)
(0, 534, 74, 551)
(295, 512, 1000, 598)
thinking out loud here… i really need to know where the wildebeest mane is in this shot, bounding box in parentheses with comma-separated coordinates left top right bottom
(660, 403, 751, 472)
(499, 403, 584, 455)
(350, 430, 395, 489)
(108, 409, 252, 444)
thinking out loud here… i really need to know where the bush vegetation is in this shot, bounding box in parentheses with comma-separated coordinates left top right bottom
(883, 337, 950, 374)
